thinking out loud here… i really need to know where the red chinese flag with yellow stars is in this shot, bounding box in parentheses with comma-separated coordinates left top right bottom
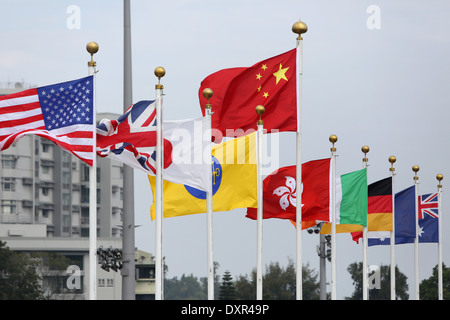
(199, 49, 297, 141)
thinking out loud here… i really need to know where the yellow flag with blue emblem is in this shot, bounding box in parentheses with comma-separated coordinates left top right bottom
(149, 132, 257, 219)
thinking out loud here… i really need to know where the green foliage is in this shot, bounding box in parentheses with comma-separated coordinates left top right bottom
(163, 259, 321, 300)
(0, 240, 44, 300)
(346, 262, 409, 300)
(419, 263, 450, 300)
(164, 274, 207, 300)
(219, 270, 235, 300)
(234, 259, 320, 300)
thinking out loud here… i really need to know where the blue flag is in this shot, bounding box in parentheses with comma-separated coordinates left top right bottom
(368, 186, 416, 246)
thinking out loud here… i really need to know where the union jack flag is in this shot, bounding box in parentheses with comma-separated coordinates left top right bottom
(418, 193, 439, 219)
(96, 99, 172, 174)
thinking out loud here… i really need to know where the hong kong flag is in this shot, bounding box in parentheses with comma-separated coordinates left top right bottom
(199, 49, 297, 142)
(246, 158, 332, 226)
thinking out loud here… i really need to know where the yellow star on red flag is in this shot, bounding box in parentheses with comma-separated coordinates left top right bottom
(273, 64, 289, 84)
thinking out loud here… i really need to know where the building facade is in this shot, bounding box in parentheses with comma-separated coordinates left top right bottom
(135, 249, 156, 300)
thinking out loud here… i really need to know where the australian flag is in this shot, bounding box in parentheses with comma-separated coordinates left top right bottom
(96, 100, 172, 174)
(416, 193, 439, 243)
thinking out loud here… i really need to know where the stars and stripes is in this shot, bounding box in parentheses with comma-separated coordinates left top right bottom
(0, 76, 94, 165)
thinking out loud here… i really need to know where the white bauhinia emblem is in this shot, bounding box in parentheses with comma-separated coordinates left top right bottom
(273, 176, 303, 211)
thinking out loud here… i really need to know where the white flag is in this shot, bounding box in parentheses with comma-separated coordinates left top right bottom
(162, 117, 210, 191)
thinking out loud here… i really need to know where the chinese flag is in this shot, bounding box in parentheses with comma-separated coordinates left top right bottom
(246, 158, 331, 225)
(199, 49, 297, 141)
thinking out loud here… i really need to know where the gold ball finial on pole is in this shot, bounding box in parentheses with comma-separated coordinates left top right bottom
(292, 19, 308, 40)
(86, 41, 99, 67)
(412, 165, 420, 181)
(154, 66, 165, 89)
(389, 156, 396, 172)
(329, 134, 337, 152)
(437, 173, 443, 188)
(203, 88, 213, 110)
(362, 145, 369, 163)
(255, 105, 265, 125)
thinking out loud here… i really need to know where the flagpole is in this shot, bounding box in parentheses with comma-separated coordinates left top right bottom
(436, 173, 443, 300)
(292, 19, 307, 300)
(412, 165, 420, 300)
(329, 134, 338, 300)
(122, 0, 136, 300)
(256, 105, 265, 300)
(388, 156, 397, 300)
(155, 67, 165, 300)
(86, 41, 98, 300)
(361, 146, 369, 300)
(203, 88, 214, 300)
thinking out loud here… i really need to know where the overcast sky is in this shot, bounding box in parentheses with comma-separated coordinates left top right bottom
(2, 0, 450, 299)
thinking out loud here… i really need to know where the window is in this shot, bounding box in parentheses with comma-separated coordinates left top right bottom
(137, 266, 155, 280)
(1, 200, 17, 214)
(81, 186, 89, 203)
(62, 151, 71, 168)
(2, 178, 15, 191)
(63, 172, 70, 189)
(107, 279, 114, 287)
(81, 164, 89, 182)
(62, 193, 70, 211)
(2, 155, 16, 169)
(62, 215, 71, 234)
(42, 188, 51, 196)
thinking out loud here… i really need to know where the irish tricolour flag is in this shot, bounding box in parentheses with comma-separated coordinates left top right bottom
(321, 168, 368, 233)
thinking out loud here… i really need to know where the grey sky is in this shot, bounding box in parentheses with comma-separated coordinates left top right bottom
(1, 0, 449, 299)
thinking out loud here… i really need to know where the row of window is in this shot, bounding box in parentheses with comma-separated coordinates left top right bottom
(98, 278, 115, 287)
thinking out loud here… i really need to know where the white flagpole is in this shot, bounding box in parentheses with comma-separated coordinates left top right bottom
(292, 19, 307, 300)
(389, 156, 397, 300)
(256, 105, 265, 300)
(86, 41, 98, 300)
(361, 146, 369, 300)
(329, 135, 338, 300)
(155, 67, 165, 300)
(203, 88, 214, 300)
(437, 173, 443, 300)
(412, 165, 420, 300)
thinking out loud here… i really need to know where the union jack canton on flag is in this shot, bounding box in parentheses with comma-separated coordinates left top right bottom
(96, 100, 173, 174)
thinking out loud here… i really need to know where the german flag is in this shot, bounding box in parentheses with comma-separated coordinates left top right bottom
(320, 177, 393, 238)
(366, 177, 393, 230)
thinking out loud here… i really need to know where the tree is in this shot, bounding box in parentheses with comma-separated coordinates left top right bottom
(420, 263, 450, 300)
(164, 274, 207, 300)
(235, 273, 256, 300)
(0, 241, 44, 300)
(346, 262, 409, 300)
(234, 259, 320, 300)
(219, 270, 235, 299)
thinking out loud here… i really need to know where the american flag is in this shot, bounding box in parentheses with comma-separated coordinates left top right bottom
(418, 192, 439, 219)
(0, 76, 94, 165)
